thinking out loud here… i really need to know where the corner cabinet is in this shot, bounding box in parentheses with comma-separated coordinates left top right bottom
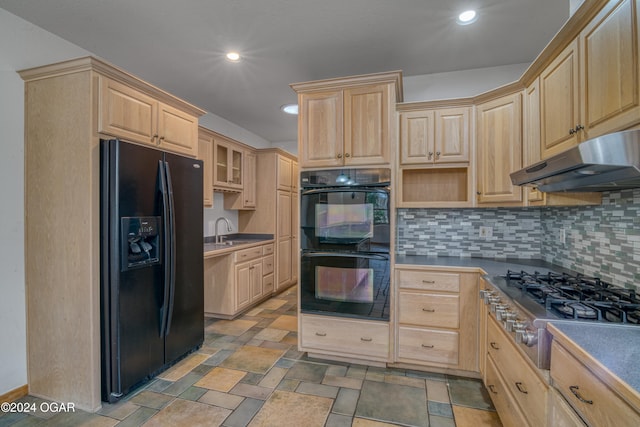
(476, 91, 523, 206)
(18, 56, 205, 411)
(292, 71, 403, 168)
(99, 77, 199, 157)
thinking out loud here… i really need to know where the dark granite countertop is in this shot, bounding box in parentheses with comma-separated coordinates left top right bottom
(204, 233, 274, 258)
(394, 255, 561, 276)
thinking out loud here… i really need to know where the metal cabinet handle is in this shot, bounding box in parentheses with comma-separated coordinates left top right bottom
(488, 385, 497, 394)
(569, 386, 593, 404)
(159, 136, 165, 142)
(315, 332, 327, 337)
(422, 308, 435, 312)
(515, 382, 528, 394)
(436, 151, 441, 159)
(476, 191, 482, 195)
(152, 134, 158, 142)
(422, 280, 435, 284)
(428, 152, 433, 160)
(421, 344, 434, 348)
(490, 342, 500, 350)
(360, 337, 373, 342)
(569, 128, 576, 135)
(337, 153, 343, 159)
(575, 124, 584, 132)
(345, 153, 351, 158)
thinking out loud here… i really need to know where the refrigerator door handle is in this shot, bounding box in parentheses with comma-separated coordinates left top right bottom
(164, 160, 177, 336)
(158, 160, 171, 338)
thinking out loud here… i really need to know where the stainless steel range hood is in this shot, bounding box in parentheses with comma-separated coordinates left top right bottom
(510, 130, 640, 192)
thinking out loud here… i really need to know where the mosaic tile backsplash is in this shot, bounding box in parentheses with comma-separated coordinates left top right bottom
(396, 188, 640, 290)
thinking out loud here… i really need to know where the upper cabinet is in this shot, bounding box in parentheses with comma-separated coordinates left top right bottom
(292, 71, 403, 169)
(400, 106, 470, 165)
(214, 136, 243, 191)
(539, 0, 640, 159)
(99, 77, 199, 158)
(476, 92, 523, 205)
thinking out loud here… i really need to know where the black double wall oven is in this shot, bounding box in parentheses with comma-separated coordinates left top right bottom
(300, 168, 391, 321)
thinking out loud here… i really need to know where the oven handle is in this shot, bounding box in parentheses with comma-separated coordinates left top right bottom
(302, 252, 389, 261)
(302, 187, 389, 196)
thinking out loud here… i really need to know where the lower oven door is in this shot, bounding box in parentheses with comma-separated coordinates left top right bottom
(300, 251, 390, 321)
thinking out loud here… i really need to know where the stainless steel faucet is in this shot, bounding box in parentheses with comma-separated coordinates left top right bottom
(214, 217, 233, 243)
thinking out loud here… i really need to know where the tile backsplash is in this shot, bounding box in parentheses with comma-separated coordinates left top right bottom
(396, 208, 542, 258)
(396, 188, 640, 289)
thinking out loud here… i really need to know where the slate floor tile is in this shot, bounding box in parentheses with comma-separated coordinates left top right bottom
(285, 361, 328, 383)
(448, 375, 495, 410)
(355, 380, 429, 427)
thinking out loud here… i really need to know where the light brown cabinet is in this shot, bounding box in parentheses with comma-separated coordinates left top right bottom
(292, 71, 402, 168)
(204, 242, 274, 318)
(242, 150, 257, 209)
(548, 388, 588, 427)
(394, 266, 478, 373)
(19, 56, 205, 410)
(476, 92, 523, 205)
(99, 77, 199, 157)
(198, 131, 214, 208)
(300, 313, 390, 363)
(214, 136, 244, 191)
(539, 0, 640, 159)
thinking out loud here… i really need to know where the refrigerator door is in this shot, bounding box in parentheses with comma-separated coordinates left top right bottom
(163, 152, 204, 362)
(101, 140, 166, 402)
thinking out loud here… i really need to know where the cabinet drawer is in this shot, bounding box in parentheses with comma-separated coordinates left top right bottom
(398, 292, 459, 328)
(262, 244, 275, 256)
(396, 269, 460, 292)
(235, 246, 263, 263)
(485, 355, 530, 427)
(551, 341, 639, 426)
(397, 326, 458, 366)
(301, 315, 389, 360)
(262, 255, 274, 276)
(487, 317, 547, 427)
(263, 273, 274, 294)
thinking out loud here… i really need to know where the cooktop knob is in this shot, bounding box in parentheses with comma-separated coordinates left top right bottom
(515, 328, 538, 347)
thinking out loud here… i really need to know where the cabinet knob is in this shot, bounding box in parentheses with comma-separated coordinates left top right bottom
(337, 153, 343, 159)
(151, 134, 158, 142)
(569, 128, 575, 135)
(436, 151, 441, 159)
(428, 152, 433, 160)
(344, 153, 351, 158)
(476, 191, 482, 195)
(159, 136, 165, 142)
(575, 124, 584, 132)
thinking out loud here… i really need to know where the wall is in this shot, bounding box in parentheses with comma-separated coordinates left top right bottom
(542, 189, 640, 290)
(200, 113, 271, 149)
(397, 208, 541, 258)
(203, 192, 239, 237)
(397, 189, 640, 291)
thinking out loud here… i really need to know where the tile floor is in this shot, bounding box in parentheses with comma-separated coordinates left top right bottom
(1, 287, 502, 427)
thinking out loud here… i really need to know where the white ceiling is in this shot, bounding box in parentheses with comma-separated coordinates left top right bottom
(0, 0, 569, 143)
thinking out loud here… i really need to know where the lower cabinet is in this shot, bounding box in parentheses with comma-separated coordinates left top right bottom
(547, 388, 587, 427)
(486, 316, 548, 427)
(550, 340, 640, 426)
(485, 355, 530, 427)
(299, 314, 390, 364)
(204, 242, 274, 318)
(394, 266, 479, 373)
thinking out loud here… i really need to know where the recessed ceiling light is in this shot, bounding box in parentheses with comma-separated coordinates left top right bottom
(281, 104, 299, 115)
(225, 52, 241, 62)
(456, 10, 478, 25)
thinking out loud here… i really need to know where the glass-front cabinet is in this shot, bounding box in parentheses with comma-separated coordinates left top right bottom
(214, 136, 243, 191)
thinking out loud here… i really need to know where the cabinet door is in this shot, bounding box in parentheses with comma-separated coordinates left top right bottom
(476, 93, 523, 204)
(229, 146, 243, 188)
(299, 91, 343, 168)
(540, 39, 580, 158)
(243, 151, 257, 208)
(277, 238, 292, 290)
(580, 0, 640, 138)
(523, 79, 545, 204)
(344, 83, 390, 165)
(291, 161, 299, 192)
(435, 107, 470, 163)
(250, 261, 263, 301)
(98, 77, 157, 146)
(214, 138, 243, 190)
(400, 110, 435, 165)
(291, 192, 299, 284)
(157, 103, 198, 157)
(198, 134, 214, 207)
(235, 263, 252, 310)
(277, 190, 292, 240)
(277, 155, 292, 191)
(548, 388, 587, 427)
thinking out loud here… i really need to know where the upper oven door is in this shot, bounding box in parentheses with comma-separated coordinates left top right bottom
(300, 186, 390, 253)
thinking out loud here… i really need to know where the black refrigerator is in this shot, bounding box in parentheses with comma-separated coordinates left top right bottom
(100, 139, 204, 403)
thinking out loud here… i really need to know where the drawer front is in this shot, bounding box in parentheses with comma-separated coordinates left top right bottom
(262, 244, 275, 256)
(487, 317, 547, 427)
(551, 341, 640, 426)
(301, 315, 389, 360)
(485, 355, 530, 427)
(235, 246, 263, 263)
(262, 255, 274, 276)
(396, 269, 460, 292)
(398, 292, 459, 328)
(262, 273, 274, 294)
(398, 326, 459, 366)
